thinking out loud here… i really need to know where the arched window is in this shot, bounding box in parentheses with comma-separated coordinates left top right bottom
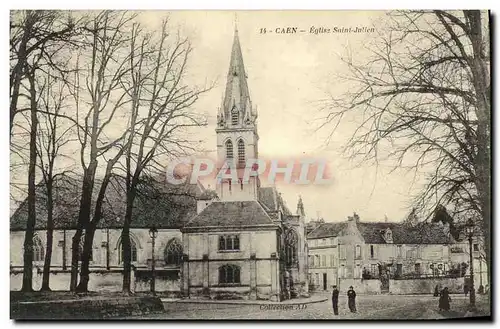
(285, 229, 298, 267)
(225, 140, 233, 159)
(164, 239, 183, 266)
(33, 235, 44, 262)
(237, 139, 245, 168)
(231, 107, 239, 126)
(119, 237, 137, 263)
(219, 264, 241, 284)
(78, 235, 93, 262)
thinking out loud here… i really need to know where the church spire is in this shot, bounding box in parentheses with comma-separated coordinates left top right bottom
(221, 27, 253, 126)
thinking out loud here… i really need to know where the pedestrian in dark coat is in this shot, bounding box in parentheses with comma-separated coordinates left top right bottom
(347, 286, 357, 313)
(433, 285, 440, 297)
(464, 284, 469, 297)
(439, 287, 451, 311)
(331, 285, 339, 315)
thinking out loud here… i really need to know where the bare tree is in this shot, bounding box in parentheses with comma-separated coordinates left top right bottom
(119, 19, 209, 293)
(34, 71, 75, 291)
(10, 10, 76, 135)
(68, 11, 137, 292)
(319, 10, 490, 282)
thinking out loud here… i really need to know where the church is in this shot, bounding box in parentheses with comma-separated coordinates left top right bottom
(181, 27, 308, 301)
(9, 28, 309, 301)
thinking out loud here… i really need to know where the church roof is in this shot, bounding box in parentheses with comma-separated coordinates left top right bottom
(258, 186, 292, 215)
(10, 174, 202, 231)
(183, 201, 276, 229)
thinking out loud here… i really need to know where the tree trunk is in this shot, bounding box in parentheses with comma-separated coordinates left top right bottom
(77, 173, 112, 292)
(122, 186, 137, 293)
(70, 165, 96, 291)
(40, 179, 54, 291)
(21, 71, 38, 292)
(76, 222, 96, 292)
(465, 10, 491, 292)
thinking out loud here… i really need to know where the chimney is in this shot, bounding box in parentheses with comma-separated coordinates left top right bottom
(353, 212, 360, 223)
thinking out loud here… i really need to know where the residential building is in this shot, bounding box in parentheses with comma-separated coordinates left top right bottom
(306, 213, 488, 292)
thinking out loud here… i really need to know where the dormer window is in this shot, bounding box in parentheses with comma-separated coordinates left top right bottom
(384, 228, 393, 244)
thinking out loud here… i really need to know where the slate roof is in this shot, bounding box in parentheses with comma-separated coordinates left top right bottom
(258, 186, 292, 215)
(183, 201, 276, 228)
(307, 222, 347, 239)
(358, 222, 454, 244)
(307, 221, 454, 244)
(10, 174, 204, 231)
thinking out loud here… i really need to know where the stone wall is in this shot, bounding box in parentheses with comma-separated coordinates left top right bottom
(11, 296, 164, 319)
(338, 278, 381, 294)
(10, 269, 181, 294)
(389, 277, 465, 295)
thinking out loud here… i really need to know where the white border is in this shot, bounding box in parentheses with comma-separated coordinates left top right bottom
(3, 2, 497, 329)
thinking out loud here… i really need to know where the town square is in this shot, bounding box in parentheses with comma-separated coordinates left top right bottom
(9, 9, 491, 320)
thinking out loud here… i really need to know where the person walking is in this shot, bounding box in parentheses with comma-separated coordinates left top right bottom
(331, 285, 339, 315)
(439, 287, 451, 311)
(347, 286, 357, 313)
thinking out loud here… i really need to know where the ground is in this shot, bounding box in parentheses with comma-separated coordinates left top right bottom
(128, 293, 491, 320)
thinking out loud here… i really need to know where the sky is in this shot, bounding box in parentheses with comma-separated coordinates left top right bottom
(10, 10, 432, 223)
(133, 11, 428, 223)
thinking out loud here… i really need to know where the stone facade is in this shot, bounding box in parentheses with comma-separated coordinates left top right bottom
(307, 213, 488, 293)
(10, 28, 309, 301)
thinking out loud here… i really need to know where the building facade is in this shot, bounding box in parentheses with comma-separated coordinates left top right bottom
(307, 213, 488, 293)
(181, 27, 308, 301)
(10, 28, 309, 301)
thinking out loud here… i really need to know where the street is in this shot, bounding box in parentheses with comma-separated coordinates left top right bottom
(127, 294, 490, 320)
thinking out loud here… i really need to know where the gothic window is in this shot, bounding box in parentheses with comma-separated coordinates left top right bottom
(164, 238, 183, 266)
(225, 140, 233, 159)
(330, 254, 335, 267)
(218, 235, 240, 251)
(237, 139, 245, 168)
(314, 255, 319, 267)
(321, 255, 326, 267)
(33, 235, 44, 262)
(285, 229, 298, 267)
(78, 235, 93, 262)
(119, 237, 137, 263)
(219, 264, 241, 284)
(231, 107, 239, 126)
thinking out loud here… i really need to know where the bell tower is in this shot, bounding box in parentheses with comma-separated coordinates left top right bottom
(216, 27, 259, 201)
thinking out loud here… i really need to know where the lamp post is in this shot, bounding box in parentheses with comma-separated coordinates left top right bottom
(465, 218, 476, 310)
(149, 226, 158, 296)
